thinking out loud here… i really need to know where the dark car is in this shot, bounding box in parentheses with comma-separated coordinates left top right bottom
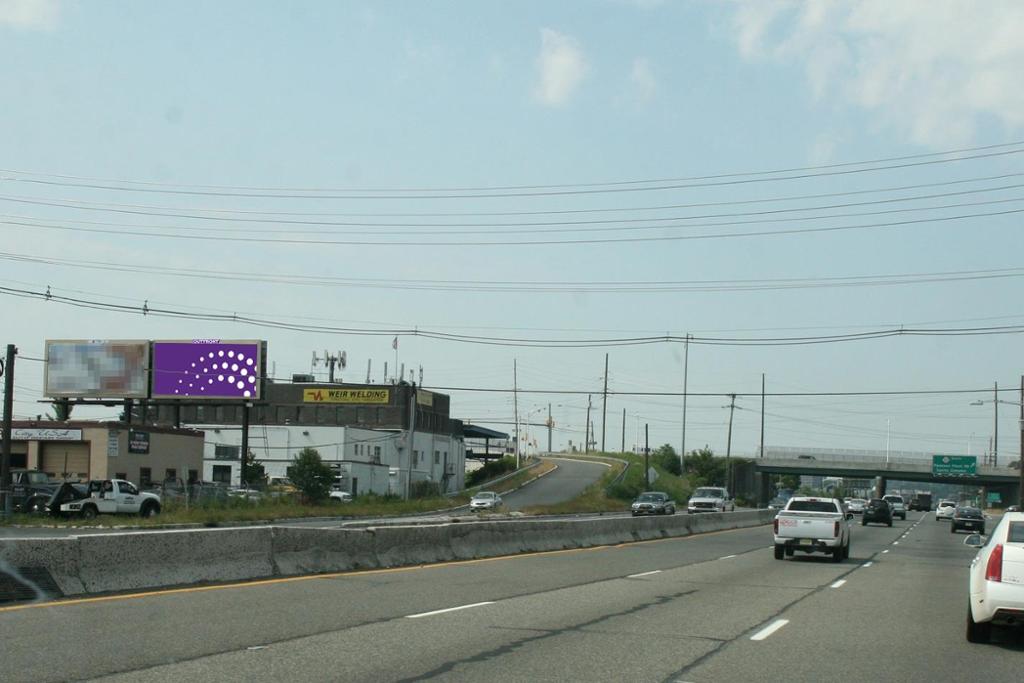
(951, 506, 985, 534)
(11, 469, 58, 514)
(862, 498, 893, 527)
(631, 491, 676, 516)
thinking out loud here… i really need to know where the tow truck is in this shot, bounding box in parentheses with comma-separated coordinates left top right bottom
(49, 478, 162, 518)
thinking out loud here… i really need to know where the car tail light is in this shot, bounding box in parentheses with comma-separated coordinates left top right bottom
(986, 544, 1004, 582)
(773, 518, 779, 534)
(834, 520, 840, 537)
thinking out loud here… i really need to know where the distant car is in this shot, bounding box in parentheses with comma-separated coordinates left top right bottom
(687, 487, 734, 513)
(936, 499, 957, 521)
(266, 476, 298, 496)
(965, 511, 1024, 643)
(862, 498, 893, 527)
(469, 491, 502, 511)
(883, 494, 907, 520)
(227, 487, 264, 501)
(952, 506, 986, 534)
(847, 498, 868, 514)
(329, 484, 353, 503)
(767, 497, 788, 511)
(1005, 505, 1021, 513)
(631, 491, 676, 516)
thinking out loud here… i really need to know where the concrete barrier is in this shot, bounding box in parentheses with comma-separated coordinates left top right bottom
(0, 510, 775, 598)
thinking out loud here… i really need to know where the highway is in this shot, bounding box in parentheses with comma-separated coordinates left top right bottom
(2, 511, 1019, 682)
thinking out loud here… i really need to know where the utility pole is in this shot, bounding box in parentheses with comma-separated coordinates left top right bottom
(644, 423, 650, 490)
(547, 403, 552, 453)
(993, 381, 999, 468)
(1018, 375, 1023, 506)
(405, 384, 417, 498)
(513, 359, 520, 466)
(681, 333, 689, 471)
(240, 402, 251, 488)
(585, 394, 592, 454)
(621, 408, 626, 453)
(760, 373, 765, 459)
(726, 393, 736, 492)
(1, 344, 16, 517)
(601, 353, 609, 453)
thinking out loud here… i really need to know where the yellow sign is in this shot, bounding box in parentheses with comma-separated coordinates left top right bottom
(303, 388, 390, 404)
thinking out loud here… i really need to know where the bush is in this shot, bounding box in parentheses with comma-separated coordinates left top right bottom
(465, 456, 517, 487)
(653, 444, 682, 476)
(409, 480, 442, 499)
(286, 448, 336, 504)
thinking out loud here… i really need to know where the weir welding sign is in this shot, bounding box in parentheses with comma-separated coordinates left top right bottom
(302, 388, 390, 404)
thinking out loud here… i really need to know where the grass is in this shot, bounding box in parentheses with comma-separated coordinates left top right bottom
(0, 460, 558, 529)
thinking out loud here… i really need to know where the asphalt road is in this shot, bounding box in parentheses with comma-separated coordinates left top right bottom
(498, 457, 608, 510)
(3, 510, 1019, 682)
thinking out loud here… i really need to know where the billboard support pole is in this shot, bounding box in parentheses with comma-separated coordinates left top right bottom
(1, 344, 16, 517)
(241, 402, 251, 488)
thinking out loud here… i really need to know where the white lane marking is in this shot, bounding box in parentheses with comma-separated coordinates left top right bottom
(406, 602, 495, 619)
(862, 561, 874, 568)
(882, 549, 890, 554)
(893, 541, 899, 545)
(627, 570, 662, 578)
(830, 579, 847, 588)
(719, 554, 737, 560)
(750, 619, 790, 641)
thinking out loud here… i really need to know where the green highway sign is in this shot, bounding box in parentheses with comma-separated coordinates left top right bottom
(932, 455, 977, 477)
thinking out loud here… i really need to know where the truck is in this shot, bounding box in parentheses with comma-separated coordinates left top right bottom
(10, 469, 58, 514)
(49, 478, 162, 518)
(686, 486, 735, 513)
(773, 496, 852, 562)
(908, 492, 933, 512)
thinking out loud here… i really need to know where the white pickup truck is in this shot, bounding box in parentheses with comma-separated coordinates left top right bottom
(50, 479, 162, 518)
(773, 496, 852, 562)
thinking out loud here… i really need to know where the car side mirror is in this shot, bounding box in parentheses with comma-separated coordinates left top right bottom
(964, 534, 984, 548)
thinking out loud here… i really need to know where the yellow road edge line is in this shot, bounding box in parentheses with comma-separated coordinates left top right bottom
(0, 523, 764, 614)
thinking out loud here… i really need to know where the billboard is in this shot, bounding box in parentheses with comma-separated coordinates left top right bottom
(302, 388, 390, 404)
(151, 340, 262, 400)
(44, 340, 149, 398)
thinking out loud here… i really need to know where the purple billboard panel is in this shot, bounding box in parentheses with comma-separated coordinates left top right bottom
(151, 340, 262, 400)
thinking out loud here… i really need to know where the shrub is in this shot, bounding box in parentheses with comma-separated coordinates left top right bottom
(465, 456, 517, 487)
(286, 447, 336, 504)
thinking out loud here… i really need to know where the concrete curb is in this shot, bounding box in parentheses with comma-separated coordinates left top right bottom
(0, 510, 775, 598)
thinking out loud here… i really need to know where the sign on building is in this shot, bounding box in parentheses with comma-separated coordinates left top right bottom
(932, 455, 977, 477)
(128, 430, 150, 454)
(302, 388, 390, 404)
(12, 428, 83, 441)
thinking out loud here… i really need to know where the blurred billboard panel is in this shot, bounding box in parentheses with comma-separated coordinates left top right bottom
(44, 340, 150, 398)
(151, 340, 263, 400)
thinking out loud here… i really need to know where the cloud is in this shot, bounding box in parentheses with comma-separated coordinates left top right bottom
(534, 28, 588, 107)
(0, 0, 59, 30)
(727, 0, 1024, 147)
(630, 57, 658, 104)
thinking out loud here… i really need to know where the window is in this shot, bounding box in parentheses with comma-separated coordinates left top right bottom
(788, 500, 840, 513)
(434, 450, 440, 465)
(373, 446, 381, 462)
(1007, 523, 1024, 543)
(316, 406, 330, 424)
(139, 468, 152, 487)
(276, 406, 292, 423)
(118, 481, 139, 495)
(195, 405, 206, 421)
(376, 407, 383, 423)
(188, 469, 198, 483)
(212, 465, 232, 484)
(413, 450, 419, 466)
(299, 406, 315, 423)
(115, 472, 127, 480)
(356, 408, 365, 424)
(165, 468, 177, 482)
(215, 444, 240, 460)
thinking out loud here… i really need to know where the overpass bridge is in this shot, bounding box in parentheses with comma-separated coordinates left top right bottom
(755, 446, 1021, 506)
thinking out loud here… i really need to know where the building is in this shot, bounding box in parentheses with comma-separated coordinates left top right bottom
(148, 381, 466, 497)
(8, 421, 205, 487)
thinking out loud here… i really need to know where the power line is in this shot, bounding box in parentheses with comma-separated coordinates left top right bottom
(1, 140, 1021, 198)
(3, 206, 1022, 247)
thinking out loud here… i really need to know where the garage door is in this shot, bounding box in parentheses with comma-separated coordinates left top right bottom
(40, 442, 91, 481)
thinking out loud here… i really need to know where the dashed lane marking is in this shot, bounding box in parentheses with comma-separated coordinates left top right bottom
(627, 570, 662, 578)
(406, 602, 495, 619)
(750, 619, 789, 641)
(830, 580, 847, 588)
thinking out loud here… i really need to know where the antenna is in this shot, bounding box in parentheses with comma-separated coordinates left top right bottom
(311, 350, 346, 383)
(366, 358, 372, 384)
(339, 351, 347, 370)
(383, 361, 388, 383)
(419, 365, 423, 385)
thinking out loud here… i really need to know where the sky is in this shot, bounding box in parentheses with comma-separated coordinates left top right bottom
(2, 0, 1024, 460)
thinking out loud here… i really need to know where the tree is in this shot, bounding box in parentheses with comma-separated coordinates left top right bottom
(240, 449, 265, 488)
(683, 446, 727, 486)
(47, 398, 73, 421)
(777, 474, 801, 493)
(653, 444, 682, 476)
(287, 447, 335, 503)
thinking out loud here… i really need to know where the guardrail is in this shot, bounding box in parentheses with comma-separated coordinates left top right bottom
(0, 509, 774, 599)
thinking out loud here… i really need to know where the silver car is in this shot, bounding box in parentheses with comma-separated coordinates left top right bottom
(469, 491, 502, 511)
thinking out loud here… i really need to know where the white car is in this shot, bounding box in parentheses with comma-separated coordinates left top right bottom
(687, 487, 735, 513)
(847, 498, 868, 514)
(883, 494, 907, 520)
(936, 499, 957, 521)
(52, 479, 162, 518)
(329, 487, 353, 503)
(966, 511, 1024, 642)
(469, 491, 502, 511)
